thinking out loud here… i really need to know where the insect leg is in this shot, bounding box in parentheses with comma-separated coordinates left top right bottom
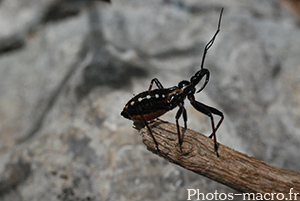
(140, 115, 160, 152)
(148, 78, 164, 91)
(189, 98, 222, 157)
(206, 106, 224, 139)
(175, 104, 187, 150)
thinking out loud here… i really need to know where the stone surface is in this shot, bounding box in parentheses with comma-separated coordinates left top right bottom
(0, 0, 300, 200)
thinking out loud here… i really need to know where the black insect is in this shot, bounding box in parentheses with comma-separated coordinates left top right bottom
(121, 9, 224, 157)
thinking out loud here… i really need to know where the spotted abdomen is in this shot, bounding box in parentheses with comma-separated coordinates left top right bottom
(121, 88, 175, 121)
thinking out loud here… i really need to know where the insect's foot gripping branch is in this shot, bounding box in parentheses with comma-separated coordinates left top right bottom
(139, 119, 219, 157)
(215, 144, 220, 158)
(133, 120, 161, 153)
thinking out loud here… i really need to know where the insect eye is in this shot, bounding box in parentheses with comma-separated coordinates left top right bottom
(178, 80, 190, 89)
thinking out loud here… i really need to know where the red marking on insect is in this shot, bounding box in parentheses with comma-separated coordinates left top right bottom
(121, 8, 225, 157)
(131, 110, 167, 122)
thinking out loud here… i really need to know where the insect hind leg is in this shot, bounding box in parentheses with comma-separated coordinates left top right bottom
(140, 115, 160, 152)
(148, 78, 164, 91)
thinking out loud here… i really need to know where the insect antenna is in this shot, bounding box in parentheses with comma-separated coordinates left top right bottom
(192, 8, 223, 93)
(200, 8, 223, 70)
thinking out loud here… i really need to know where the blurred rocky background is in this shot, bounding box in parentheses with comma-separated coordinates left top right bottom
(0, 0, 300, 200)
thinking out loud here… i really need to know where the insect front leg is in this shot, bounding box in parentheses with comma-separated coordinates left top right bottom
(175, 104, 187, 151)
(206, 107, 224, 139)
(190, 69, 210, 93)
(148, 78, 164, 91)
(189, 97, 223, 157)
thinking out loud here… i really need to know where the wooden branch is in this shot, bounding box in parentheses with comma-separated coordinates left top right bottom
(138, 119, 300, 199)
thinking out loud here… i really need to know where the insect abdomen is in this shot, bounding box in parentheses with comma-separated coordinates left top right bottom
(121, 89, 173, 121)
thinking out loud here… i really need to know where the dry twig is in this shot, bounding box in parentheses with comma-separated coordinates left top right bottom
(139, 119, 300, 199)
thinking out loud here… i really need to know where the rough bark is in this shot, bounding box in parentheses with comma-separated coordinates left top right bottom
(139, 119, 300, 200)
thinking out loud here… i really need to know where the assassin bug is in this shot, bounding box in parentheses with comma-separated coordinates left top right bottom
(121, 8, 224, 157)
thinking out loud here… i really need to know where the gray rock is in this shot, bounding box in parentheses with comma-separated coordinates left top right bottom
(0, 0, 300, 200)
(0, 0, 48, 53)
